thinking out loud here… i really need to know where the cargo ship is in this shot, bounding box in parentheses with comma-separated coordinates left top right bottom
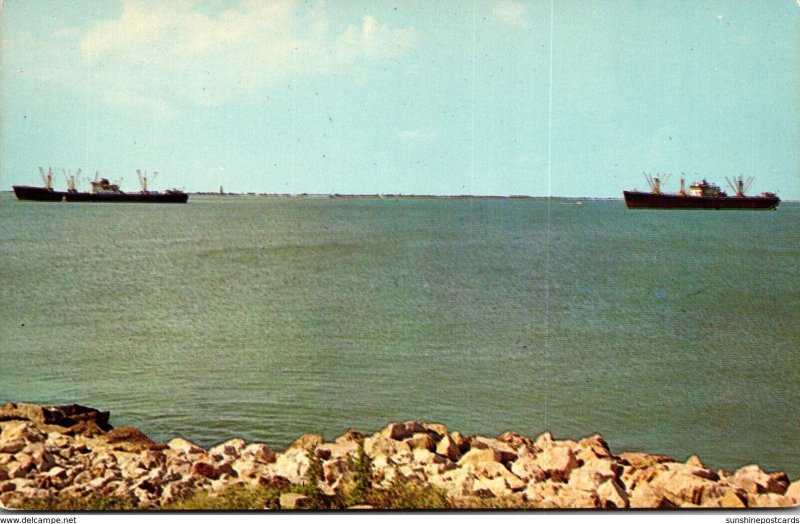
(623, 173, 779, 210)
(13, 168, 188, 204)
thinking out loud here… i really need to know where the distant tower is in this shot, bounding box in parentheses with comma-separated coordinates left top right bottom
(220, 186, 224, 195)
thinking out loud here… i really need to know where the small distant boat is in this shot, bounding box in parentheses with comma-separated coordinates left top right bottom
(623, 173, 779, 210)
(13, 168, 188, 204)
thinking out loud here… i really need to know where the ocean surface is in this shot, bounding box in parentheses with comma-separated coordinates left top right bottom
(1, 194, 798, 478)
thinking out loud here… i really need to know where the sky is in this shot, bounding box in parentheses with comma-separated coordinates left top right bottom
(1, 0, 798, 198)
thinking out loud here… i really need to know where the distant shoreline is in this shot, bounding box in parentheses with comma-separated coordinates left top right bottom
(185, 193, 613, 200)
(4, 191, 797, 203)
(0, 190, 604, 199)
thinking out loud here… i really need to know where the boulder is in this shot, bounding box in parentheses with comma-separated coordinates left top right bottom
(718, 490, 748, 508)
(458, 448, 503, 466)
(9, 455, 37, 479)
(67, 420, 108, 437)
(103, 427, 158, 451)
(405, 433, 436, 452)
(749, 492, 796, 508)
(1, 421, 47, 443)
(0, 403, 111, 431)
(167, 437, 205, 456)
(30, 447, 57, 472)
(0, 439, 25, 455)
(449, 432, 470, 453)
(578, 433, 611, 458)
(321, 455, 354, 487)
(230, 458, 267, 483)
(472, 475, 513, 498)
(287, 434, 323, 452)
(363, 435, 411, 463)
(596, 478, 629, 508)
(46, 433, 71, 448)
(496, 431, 533, 451)
(628, 482, 678, 509)
(617, 451, 674, 469)
(522, 480, 561, 506)
(472, 437, 518, 463)
(534, 445, 579, 482)
(649, 467, 726, 506)
(435, 434, 462, 462)
(568, 465, 612, 492)
(412, 448, 449, 466)
(423, 423, 450, 437)
(159, 479, 196, 505)
(430, 467, 478, 498)
(192, 462, 228, 480)
(280, 492, 312, 509)
(422, 460, 455, 479)
(242, 443, 277, 464)
(467, 461, 525, 492)
(208, 438, 246, 462)
(334, 429, 367, 445)
(269, 448, 311, 485)
(685, 455, 705, 468)
(543, 485, 600, 509)
(533, 432, 555, 452)
(677, 458, 720, 482)
(379, 422, 425, 441)
(732, 464, 789, 495)
(510, 447, 546, 482)
(785, 480, 800, 503)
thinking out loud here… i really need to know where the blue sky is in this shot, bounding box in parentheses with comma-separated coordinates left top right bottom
(2, 0, 798, 197)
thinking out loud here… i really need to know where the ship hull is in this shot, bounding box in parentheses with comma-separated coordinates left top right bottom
(623, 191, 779, 210)
(13, 185, 188, 203)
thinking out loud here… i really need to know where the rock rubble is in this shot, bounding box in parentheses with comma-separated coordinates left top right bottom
(0, 402, 797, 510)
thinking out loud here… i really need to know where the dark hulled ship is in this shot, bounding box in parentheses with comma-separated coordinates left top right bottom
(624, 174, 779, 210)
(13, 168, 188, 204)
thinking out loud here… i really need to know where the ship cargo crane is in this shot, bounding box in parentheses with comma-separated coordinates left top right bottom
(725, 175, 754, 198)
(38, 167, 54, 190)
(136, 170, 158, 193)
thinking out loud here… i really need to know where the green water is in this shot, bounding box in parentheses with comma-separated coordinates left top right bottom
(1, 194, 798, 478)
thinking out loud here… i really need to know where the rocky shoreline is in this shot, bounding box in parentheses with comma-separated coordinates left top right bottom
(1, 402, 797, 510)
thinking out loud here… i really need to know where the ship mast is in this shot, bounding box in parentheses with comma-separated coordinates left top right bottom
(136, 170, 158, 194)
(725, 175, 754, 198)
(39, 167, 54, 190)
(644, 172, 670, 194)
(62, 168, 81, 192)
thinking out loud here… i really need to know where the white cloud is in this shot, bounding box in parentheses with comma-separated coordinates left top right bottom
(10, 0, 416, 112)
(492, 1, 528, 27)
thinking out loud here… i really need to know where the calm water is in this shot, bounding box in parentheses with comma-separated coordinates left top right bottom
(1, 194, 798, 478)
